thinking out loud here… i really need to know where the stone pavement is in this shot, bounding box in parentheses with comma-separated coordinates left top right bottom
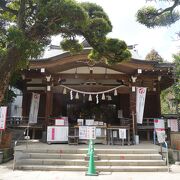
(0, 160, 180, 180)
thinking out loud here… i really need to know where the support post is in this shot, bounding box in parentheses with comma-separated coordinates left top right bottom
(45, 90, 53, 129)
(0, 131, 2, 144)
(132, 111, 136, 144)
(130, 90, 137, 144)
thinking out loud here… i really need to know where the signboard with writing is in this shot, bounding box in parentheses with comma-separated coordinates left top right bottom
(55, 118, 65, 126)
(156, 130, 166, 143)
(119, 129, 126, 139)
(87, 126, 96, 139)
(85, 119, 94, 126)
(154, 119, 165, 131)
(79, 126, 87, 139)
(96, 128, 101, 137)
(168, 119, 178, 132)
(77, 119, 84, 126)
(79, 126, 96, 139)
(0, 106, 7, 130)
(47, 126, 68, 142)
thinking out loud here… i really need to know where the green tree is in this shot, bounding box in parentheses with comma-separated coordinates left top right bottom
(136, 0, 180, 116)
(172, 53, 180, 114)
(145, 49, 163, 62)
(0, 0, 131, 104)
(161, 87, 176, 114)
(136, 0, 180, 29)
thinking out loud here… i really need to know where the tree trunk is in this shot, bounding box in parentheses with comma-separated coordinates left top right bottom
(0, 48, 21, 104)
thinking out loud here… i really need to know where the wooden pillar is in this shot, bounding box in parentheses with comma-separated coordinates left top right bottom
(32, 128, 36, 139)
(22, 92, 27, 117)
(130, 91, 137, 134)
(22, 87, 28, 117)
(45, 90, 52, 128)
(130, 92, 136, 114)
(156, 81, 161, 116)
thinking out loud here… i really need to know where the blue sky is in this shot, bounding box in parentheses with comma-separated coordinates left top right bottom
(51, 0, 180, 62)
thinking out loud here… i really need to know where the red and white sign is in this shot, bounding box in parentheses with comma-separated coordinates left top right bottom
(29, 93, 40, 124)
(136, 87, 147, 124)
(0, 106, 7, 130)
(156, 130, 166, 143)
(47, 126, 68, 142)
(154, 119, 165, 131)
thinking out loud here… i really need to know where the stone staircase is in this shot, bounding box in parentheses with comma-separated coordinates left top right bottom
(14, 147, 168, 172)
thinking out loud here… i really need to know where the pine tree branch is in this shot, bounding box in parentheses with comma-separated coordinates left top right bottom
(156, 0, 180, 16)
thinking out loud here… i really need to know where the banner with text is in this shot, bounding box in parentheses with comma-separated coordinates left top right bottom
(29, 93, 40, 124)
(0, 106, 7, 130)
(136, 87, 147, 124)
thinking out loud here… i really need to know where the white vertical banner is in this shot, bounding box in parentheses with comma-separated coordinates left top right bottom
(0, 106, 7, 130)
(136, 87, 147, 124)
(29, 93, 40, 124)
